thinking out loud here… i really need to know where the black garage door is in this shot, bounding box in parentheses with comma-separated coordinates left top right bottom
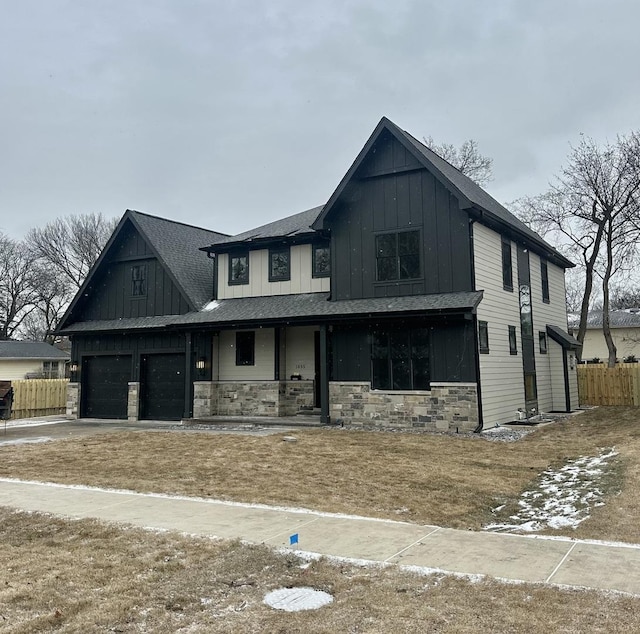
(140, 353, 186, 420)
(81, 355, 131, 419)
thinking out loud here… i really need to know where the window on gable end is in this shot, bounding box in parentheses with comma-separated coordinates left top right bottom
(131, 264, 147, 297)
(501, 237, 513, 291)
(269, 246, 290, 282)
(375, 230, 421, 282)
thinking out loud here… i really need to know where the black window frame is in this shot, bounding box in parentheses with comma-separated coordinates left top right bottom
(539, 331, 548, 354)
(375, 229, 421, 282)
(235, 331, 255, 366)
(479, 320, 489, 354)
(312, 244, 331, 278)
(371, 327, 431, 391)
(502, 237, 513, 291)
(541, 260, 550, 303)
(508, 325, 518, 355)
(131, 263, 147, 297)
(229, 252, 250, 286)
(269, 246, 291, 282)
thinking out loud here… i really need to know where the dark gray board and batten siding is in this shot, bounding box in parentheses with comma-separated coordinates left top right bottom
(330, 131, 473, 301)
(76, 221, 191, 322)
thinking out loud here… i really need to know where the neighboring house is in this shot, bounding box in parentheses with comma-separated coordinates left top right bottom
(57, 117, 580, 429)
(0, 341, 69, 380)
(569, 310, 640, 361)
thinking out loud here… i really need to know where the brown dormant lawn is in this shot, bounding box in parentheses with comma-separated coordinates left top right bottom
(2, 508, 639, 634)
(1, 407, 640, 542)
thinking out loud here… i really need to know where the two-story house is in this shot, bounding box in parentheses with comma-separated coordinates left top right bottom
(58, 117, 580, 430)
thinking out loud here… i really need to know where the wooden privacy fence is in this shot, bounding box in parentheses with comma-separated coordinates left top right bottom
(9, 379, 69, 419)
(577, 363, 640, 406)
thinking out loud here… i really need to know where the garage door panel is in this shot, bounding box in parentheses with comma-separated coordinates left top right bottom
(82, 355, 130, 419)
(141, 353, 186, 420)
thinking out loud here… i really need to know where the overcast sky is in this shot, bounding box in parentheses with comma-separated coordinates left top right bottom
(1, 0, 638, 240)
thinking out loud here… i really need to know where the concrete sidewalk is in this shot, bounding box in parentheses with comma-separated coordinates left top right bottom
(1, 478, 639, 595)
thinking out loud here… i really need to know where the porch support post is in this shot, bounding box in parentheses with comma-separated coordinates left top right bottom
(184, 332, 193, 419)
(320, 324, 330, 424)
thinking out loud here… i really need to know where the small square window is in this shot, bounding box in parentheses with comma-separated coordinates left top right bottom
(508, 325, 517, 355)
(312, 244, 331, 278)
(235, 331, 255, 366)
(541, 260, 550, 303)
(502, 237, 513, 291)
(229, 253, 249, 285)
(269, 247, 290, 282)
(539, 331, 548, 354)
(131, 264, 147, 297)
(479, 321, 489, 354)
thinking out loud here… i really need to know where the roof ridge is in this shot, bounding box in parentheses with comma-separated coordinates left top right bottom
(127, 209, 230, 237)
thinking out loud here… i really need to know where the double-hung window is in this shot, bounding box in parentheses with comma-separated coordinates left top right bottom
(131, 264, 147, 297)
(375, 230, 420, 281)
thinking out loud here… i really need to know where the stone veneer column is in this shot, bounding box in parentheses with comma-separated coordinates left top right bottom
(193, 381, 215, 418)
(127, 382, 140, 421)
(66, 382, 80, 419)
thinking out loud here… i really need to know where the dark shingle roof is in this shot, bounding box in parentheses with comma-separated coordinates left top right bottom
(58, 290, 483, 334)
(568, 310, 640, 329)
(203, 205, 325, 250)
(129, 211, 228, 309)
(0, 341, 70, 360)
(546, 325, 581, 350)
(314, 117, 573, 269)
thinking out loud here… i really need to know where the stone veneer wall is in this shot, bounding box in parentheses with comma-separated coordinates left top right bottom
(191, 381, 315, 417)
(329, 381, 479, 432)
(280, 381, 315, 416)
(66, 382, 80, 419)
(193, 381, 216, 418)
(127, 382, 140, 421)
(216, 382, 281, 416)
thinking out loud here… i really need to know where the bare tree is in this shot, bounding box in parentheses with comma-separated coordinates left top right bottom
(27, 213, 117, 290)
(423, 136, 493, 186)
(0, 233, 38, 340)
(513, 132, 640, 366)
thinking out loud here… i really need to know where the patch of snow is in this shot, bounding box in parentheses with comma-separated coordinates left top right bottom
(203, 300, 220, 311)
(264, 587, 333, 611)
(0, 436, 52, 447)
(485, 448, 618, 533)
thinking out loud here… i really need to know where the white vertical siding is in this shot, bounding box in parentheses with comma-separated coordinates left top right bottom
(217, 329, 275, 380)
(217, 244, 330, 299)
(473, 223, 525, 426)
(283, 326, 317, 381)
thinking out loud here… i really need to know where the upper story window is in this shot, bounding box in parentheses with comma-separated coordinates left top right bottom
(312, 244, 331, 278)
(501, 237, 513, 291)
(131, 264, 147, 297)
(229, 253, 249, 285)
(541, 260, 550, 303)
(375, 230, 420, 282)
(269, 247, 290, 282)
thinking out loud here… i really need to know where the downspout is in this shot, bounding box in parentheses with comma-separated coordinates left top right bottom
(207, 251, 218, 300)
